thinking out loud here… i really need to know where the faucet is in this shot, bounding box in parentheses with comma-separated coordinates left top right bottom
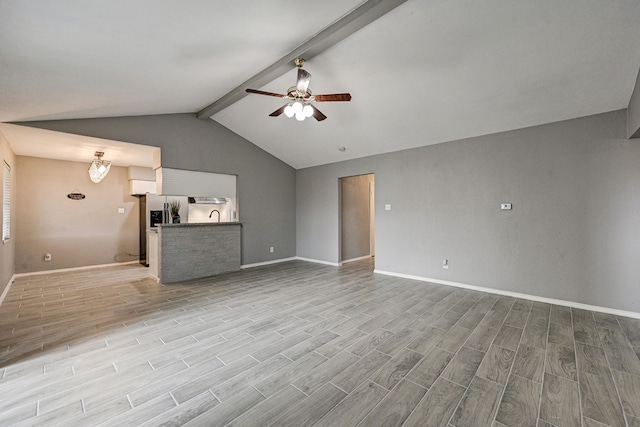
(209, 209, 220, 222)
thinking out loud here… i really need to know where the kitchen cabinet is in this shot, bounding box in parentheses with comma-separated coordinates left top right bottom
(156, 168, 236, 197)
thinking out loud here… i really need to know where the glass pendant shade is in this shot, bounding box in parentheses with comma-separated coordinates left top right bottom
(284, 104, 294, 118)
(88, 152, 111, 183)
(303, 104, 313, 117)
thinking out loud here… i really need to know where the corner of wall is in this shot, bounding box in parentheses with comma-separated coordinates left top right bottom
(0, 274, 15, 307)
(0, 129, 16, 293)
(627, 67, 640, 138)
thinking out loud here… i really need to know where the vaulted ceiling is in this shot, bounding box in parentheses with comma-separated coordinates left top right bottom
(2, 0, 639, 169)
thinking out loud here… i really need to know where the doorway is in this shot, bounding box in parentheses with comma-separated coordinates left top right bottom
(339, 173, 375, 266)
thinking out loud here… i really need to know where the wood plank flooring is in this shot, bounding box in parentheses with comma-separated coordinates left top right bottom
(1, 259, 640, 426)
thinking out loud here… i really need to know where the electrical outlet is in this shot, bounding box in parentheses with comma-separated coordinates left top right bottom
(118, 207, 125, 214)
(269, 246, 274, 253)
(500, 203, 512, 210)
(384, 204, 392, 211)
(443, 259, 449, 269)
(44, 253, 52, 261)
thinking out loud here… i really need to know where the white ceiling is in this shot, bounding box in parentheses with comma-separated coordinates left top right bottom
(1, 0, 639, 169)
(0, 123, 157, 167)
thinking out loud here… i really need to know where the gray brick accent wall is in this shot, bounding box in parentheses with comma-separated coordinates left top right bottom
(158, 223, 241, 283)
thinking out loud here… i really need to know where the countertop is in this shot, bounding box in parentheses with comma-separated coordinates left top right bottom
(158, 222, 242, 228)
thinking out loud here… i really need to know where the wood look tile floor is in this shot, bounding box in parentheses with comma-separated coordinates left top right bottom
(1, 259, 640, 426)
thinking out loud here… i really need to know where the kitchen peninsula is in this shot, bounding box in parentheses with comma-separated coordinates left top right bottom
(151, 222, 241, 283)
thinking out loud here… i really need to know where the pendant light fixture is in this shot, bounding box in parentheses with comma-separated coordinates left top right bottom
(88, 151, 111, 183)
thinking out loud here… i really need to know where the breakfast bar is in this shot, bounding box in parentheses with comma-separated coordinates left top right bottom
(153, 222, 241, 283)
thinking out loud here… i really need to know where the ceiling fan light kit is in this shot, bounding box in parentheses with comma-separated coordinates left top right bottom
(245, 58, 351, 122)
(284, 101, 314, 121)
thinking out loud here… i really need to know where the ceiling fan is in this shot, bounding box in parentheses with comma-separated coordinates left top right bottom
(245, 58, 351, 122)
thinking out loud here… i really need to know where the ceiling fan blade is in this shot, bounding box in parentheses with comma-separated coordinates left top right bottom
(246, 88, 287, 98)
(314, 93, 352, 102)
(269, 105, 287, 117)
(310, 105, 327, 121)
(296, 69, 311, 94)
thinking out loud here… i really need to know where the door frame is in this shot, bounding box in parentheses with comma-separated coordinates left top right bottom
(338, 173, 375, 265)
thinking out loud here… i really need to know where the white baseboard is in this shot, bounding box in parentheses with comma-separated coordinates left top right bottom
(13, 260, 141, 278)
(0, 274, 16, 307)
(341, 255, 373, 264)
(374, 269, 640, 320)
(295, 257, 341, 267)
(241, 257, 297, 269)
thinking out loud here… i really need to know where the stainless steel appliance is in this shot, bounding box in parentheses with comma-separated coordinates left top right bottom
(138, 193, 165, 266)
(150, 210, 163, 227)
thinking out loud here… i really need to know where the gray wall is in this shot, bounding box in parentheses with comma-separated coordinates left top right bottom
(15, 157, 139, 273)
(628, 68, 640, 138)
(0, 130, 16, 293)
(297, 110, 640, 313)
(22, 114, 296, 265)
(340, 174, 373, 261)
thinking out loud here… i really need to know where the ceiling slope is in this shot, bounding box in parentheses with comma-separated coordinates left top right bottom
(0, 0, 362, 122)
(213, 0, 640, 168)
(1, 0, 639, 169)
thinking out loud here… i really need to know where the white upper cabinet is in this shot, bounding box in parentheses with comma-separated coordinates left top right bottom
(156, 167, 236, 197)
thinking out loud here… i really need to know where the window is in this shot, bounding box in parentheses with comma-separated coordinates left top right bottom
(2, 161, 10, 242)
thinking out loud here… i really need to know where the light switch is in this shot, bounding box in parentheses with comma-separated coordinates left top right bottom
(118, 207, 125, 214)
(500, 203, 512, 210)
(384, 204, 391, 211)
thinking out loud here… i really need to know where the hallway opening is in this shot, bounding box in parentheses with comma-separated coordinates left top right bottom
(339, 173, 375, 268)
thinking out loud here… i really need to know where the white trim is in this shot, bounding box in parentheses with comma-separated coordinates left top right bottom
(13, 261, 140, 278)
(2, 160, 11, 243)
(0, 274, 16, 307)
(241, 257, 297, 269)
(295, 257, 341, 267)
(341, 255, 373, 264)
(374, 269, 640, 320)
